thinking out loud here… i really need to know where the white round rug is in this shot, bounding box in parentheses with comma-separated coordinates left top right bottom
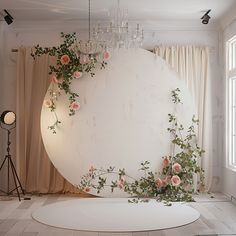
(32, 198, 200, 232)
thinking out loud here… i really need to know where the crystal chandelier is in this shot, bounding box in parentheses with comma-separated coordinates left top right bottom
(74, 0, 106, 55)
(94, 0, 144, 49)
(75, 0, 144, 56)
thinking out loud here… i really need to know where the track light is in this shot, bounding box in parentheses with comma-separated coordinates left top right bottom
(3, 9, 13, 25)
(201, 9, 211, 25)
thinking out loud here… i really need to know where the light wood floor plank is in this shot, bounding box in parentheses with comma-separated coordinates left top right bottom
(0, 193, 235, 236)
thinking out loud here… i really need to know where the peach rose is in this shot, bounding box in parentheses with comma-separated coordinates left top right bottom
(84, 186, 91, 192)
(73, 71, 82, 79)
(43, 99, 52, 108)
(162, 156, 170, 168)
(79, 55, 90, 65)
(172, 163, 182, 174)
(70, 101, 80, 110)
(60, 54, 70, 65)
(171, 175, 181, 186)
(50, 75, 59, 83)
(103, 51, 110, 60)
(155, 178, 163, 188)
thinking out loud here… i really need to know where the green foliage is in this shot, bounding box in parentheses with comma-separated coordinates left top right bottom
(31, 32, 107, 133)
(77, 88, 205, 203)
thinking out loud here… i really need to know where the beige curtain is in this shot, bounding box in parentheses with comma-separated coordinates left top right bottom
(16, 47, 85, 194)
(154, 45, 212, 190)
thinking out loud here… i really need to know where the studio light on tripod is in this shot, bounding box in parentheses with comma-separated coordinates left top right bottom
(0, 110, 25, 201)
(0, 111, 16, 125)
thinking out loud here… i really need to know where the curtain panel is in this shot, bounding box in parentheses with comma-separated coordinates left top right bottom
(16, 47, 84, 194)
(154, 45, 212, 190)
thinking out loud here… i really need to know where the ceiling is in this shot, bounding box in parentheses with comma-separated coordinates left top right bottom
(0, 0, 235, 22)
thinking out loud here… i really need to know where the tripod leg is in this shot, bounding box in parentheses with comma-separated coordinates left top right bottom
(9, 159, 21, 201)
(9, 157, 25, 195)
(7, 158, 10, 194)
(0, 156, 8, 171)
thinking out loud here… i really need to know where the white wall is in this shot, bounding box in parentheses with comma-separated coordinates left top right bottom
(0, 19, 222, 192)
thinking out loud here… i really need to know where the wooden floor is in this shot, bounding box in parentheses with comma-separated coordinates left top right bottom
(0, 193, 235, 236)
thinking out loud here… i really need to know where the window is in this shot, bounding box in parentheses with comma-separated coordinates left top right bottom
(227, 35, 236, 170)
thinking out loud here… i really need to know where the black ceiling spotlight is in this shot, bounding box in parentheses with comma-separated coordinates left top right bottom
(4, 9, 13, 25)
(201, 9, 211, 25)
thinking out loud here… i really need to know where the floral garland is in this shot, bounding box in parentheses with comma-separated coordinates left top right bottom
(31, 32, 109, 133)
(77, 89, 205, 203)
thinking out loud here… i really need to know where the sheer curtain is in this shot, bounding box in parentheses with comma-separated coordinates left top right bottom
(16, 47, 85, 194)
(154, 45, 212, 190)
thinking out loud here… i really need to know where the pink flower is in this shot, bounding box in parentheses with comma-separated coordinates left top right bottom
(73, 71, 82, 79)
(103, 51, 110, 60)
(50, 75, 59, 83)
(84, 186, 91, 192)
(118, 181, 124, 189)
(171, 175, 181, 186)
(172, 163, 182, 174)
(79, 55, 90, 65)
(155, 178, 163, 188)
(43, 99, 52, 108)
(70, 101, 80, 110)
(120, 176, 125, 184)
(162, 156, 170, 168)
(89, 166, 96, 173)
(162, 175, 171, 187)
(164, 175, 172, 183)
(60, 55, 70, 65)
(117, 176, 125, 189)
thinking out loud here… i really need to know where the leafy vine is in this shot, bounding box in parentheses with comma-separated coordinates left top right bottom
(77, 88, 205, 203)
(32, 32, 109, 133)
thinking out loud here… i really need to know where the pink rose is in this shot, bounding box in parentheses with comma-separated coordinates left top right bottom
(164, 175, 171, 183)
(172, 163, 182, 174)
(84, 186, 91, 192)
(70, 101, 80, 110)
(162, 156, 170, 168)
(73, 71, 82, 79)
(171, 175, 181, 186)
(155, 178, 163, 188)
(118, 181, 124, 189)
(118, 176, 125, 189)
(120, 176, 125, 184)
(50, 75, 59, 83)
(60, 55, 70, 65)
(103, 51, 110, 60)
(43, 99, 52, 108)
(79, 55, 90, 65)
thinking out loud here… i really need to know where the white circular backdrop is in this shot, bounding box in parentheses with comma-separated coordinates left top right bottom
(32, 198, 200, 232)
(41, 48, 195, 197)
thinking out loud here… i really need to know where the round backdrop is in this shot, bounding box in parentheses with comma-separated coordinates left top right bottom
(41, 48, 195, 197)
